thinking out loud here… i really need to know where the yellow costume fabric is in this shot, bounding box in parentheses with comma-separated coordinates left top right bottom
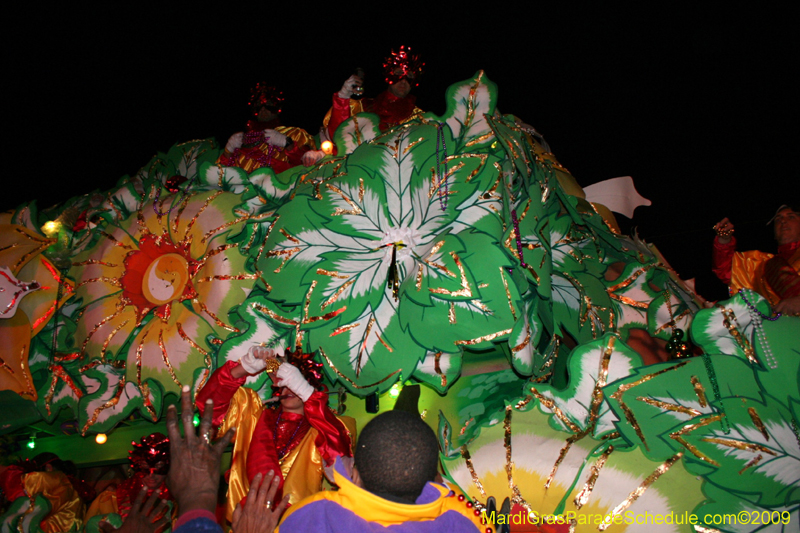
(730, 248, 800, 306)
(23, 471, 84, 533)
(84, 489, 118, 522)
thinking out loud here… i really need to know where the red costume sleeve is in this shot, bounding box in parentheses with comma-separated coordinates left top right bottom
(195, 360, 247, 426)
(327, 93, 353, 141)
(0, 466, 26, 502)
(712, 236, 737, 285)
(303, 391, 353, 465)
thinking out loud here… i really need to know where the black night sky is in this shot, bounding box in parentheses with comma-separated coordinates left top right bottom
(5, 5, 797, 302)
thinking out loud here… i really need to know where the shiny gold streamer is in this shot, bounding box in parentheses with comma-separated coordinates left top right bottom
(75, 276, 123, 289)
(691, 376, 708, 407)
(81, 375, 127, 436)
(574, 445, 615, 509)
(327, 184, 363, 216)
(321, 279, 356, 310)
(610, 361, 690, 451)
(700, 437, 777, 456)
(670, 415, 724, 465)
(81, 304, 128, 355)
(433, 352, 447, 387)
(635, 397, 703, 417)
(747, 407, 769, 441)
(454, 328, 512, 346)
(529, 387, 581, 433)
(448, 302, 456, 324)
(429, 251, 471, 297)
(500, 267, 517, 321)
(738, 454, 763, 474)
(195, 300, 239, 332)
(183, 191, 224, 239)
(597, 453, 683, 531)
(330, 323, 360, 336)
(158, 329, 182, 386)
(460, 446, 487, 497)
(99, 318, 131, 362)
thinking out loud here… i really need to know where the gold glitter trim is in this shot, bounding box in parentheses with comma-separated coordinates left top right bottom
(454, 328, 512, 346)
(321, 278, 356, 310)
(460, 446, 487, 497)
(99, 318, 131, 362)
(81, 375, 127, 436)
(177, 322, 211, 401)
(200, 212, 264, 244)
(635, 397, 703, 417)
(76, 276, 123, 289)
(738, 454, 763, 474)
(747, 407, 769, 441)
(318, 347, 400, 388)
(609, 361, 690, 451)
(183, 191, 223, 239)
(597, 453, 683, 531)
(194, 273, 259, 283)
(429, 251, 471, 297)
(72, 259, 118, 268)
(331, 323, 360, 336)
(574, 445, 615, 509)
(700, 437, 777, 456)
(316, 269, 351, 279)
(448, 302, 456, 324)
(500, 267, 517, 321)
(720, 307, 758, 365)
(195, 299, 239, 332)
(327, 183, 363, 216)
(158, 329, 182, 386)
(529, 387, 581, 433)
(80, 304, 128, 355)
(545, 436, 577, 489)
(433, 352, 447, 387)
(670, 415, 724, 465)
(691, 376, 708, 407)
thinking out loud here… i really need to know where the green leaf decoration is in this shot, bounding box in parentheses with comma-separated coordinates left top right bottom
(334, 113, 381, 155)
(1, 494, 50, 533)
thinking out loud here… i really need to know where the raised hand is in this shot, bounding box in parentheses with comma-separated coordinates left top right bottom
(231, 471, 290, 533)
(98, 488, 169, 533)
(165, 385, 234, 515)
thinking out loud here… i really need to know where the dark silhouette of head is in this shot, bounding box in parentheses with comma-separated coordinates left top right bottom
(354, 410, 439, 503)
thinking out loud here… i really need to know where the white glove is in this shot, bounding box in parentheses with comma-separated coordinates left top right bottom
(302, 150, 325, 166)
(262, 129, 287, 148)
(225, 132, 244, 153)
(337, 75, 362, 99)
(275, 363, 314, 402)
(239, 345, 276, 374)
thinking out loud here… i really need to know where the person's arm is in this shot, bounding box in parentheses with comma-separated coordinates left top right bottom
(196, 347, 274, 425)
(712, 218, 736, 285)
(195, 361, 247, 426)
(303, 392, 353, 465)
(167, 387, 234, 533)
(712, 235, 737, 285)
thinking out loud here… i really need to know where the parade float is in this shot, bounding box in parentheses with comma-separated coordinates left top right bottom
(1, 72, 797, 532)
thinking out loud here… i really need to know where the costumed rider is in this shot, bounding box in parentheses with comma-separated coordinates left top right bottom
(84, 433, 173, 533)
(0, 453, 90, 533)
(275, 410, 485, 533)
(195, 346, 354, 522)
(218, 83, 322, 172)
(310, 46, 424, 159)
(713, 204, 800, 316)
